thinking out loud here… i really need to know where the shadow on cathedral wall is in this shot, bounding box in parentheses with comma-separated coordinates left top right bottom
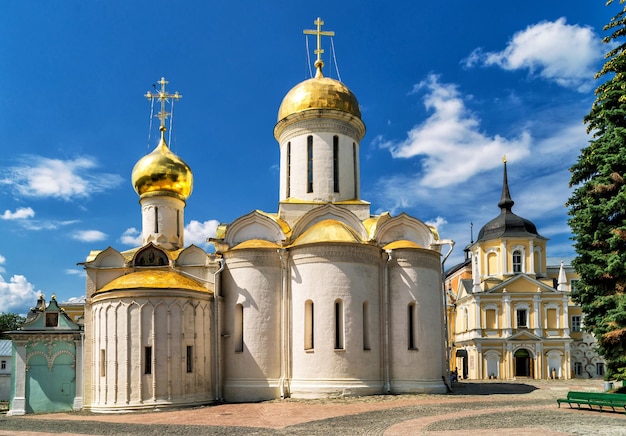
(449, 382, 537, 395)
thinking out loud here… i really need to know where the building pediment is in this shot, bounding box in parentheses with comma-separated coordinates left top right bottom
(455, 279, 474, 300)
(486, 273, 558, 294)
(508, 329, 542, 341)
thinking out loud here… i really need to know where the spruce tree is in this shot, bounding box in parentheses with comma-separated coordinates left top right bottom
(568, 0, 626, 381)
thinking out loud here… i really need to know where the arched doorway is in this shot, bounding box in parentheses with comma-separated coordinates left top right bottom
(25, 352, 76, 413)
(513, 348, 533, 377)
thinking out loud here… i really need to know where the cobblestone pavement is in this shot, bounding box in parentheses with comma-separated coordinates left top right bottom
(1, 380, 625, 435)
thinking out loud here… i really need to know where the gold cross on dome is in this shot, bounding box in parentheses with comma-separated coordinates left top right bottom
(144, 77, 182, 130)
(304, 17, 335, 68)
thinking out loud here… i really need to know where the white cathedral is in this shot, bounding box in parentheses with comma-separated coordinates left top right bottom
(80, 19, 448, 412)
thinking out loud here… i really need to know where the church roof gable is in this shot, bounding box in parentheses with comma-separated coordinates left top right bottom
(508, 329, 542, 341)
(374, 212, 438, 250)
(291, 204, 367, 241)
(486, 273, 558, 294)
(222, 210, 287, 248)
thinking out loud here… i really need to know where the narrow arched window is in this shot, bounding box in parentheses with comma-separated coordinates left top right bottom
(516, 308, 528, 328)
(235, 304, 244, 352)
(547, 308, 557, 329)
(186, 346, 193, 373)
(305, 300, 314, 350)
(144, 346, 152, 374)
(408, 302, 418, 350)
(307, 136, 313, 193)
(176, 210, 180, 237)
(100, 349, 106, 377)
(486, 309, 496, 329)
(333, 136, 339, 193)
(362, 301, 370, 350)
(335, 299, 344, 350)
(487, 252, 497, 276)
(512, 250, 522, 273)
(154, 206, 159, 233)
(352, 142, 358, 198)
(286, 141, 291, 198)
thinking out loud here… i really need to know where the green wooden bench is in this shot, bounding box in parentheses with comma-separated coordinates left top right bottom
(557, 391, 626, 414)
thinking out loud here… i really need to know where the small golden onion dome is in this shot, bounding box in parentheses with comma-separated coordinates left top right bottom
(131, 128, 193, 200)
(277, 67, 361, 122)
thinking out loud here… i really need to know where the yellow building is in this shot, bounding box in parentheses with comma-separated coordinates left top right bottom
(445, 161, 605, 380)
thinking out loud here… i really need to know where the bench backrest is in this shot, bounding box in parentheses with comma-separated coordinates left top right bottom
(567, 391, 626, 402)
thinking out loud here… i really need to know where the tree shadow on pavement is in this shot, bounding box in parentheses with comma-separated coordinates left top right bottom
(450, 382, 538, 395)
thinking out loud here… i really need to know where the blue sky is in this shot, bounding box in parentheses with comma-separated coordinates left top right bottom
(0, 1, 614, 313)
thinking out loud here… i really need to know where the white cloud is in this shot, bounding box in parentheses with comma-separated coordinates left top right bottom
(463, 18, 602, 92)
(119, 221, 219, 248)
(21, 219, 78, 231)
(0, 274, 41, 315)
(185, 219, 219, 248)
(1, 207, 35, 220)
(425, 216, 447, 230)
(379, 74, 531, 188)
(72, 230, 107, 242)
(120, 227, 142, 246)
(0, 254, 5, 274)
(65, 268, 86, 278)
(1, 156, 123, 201)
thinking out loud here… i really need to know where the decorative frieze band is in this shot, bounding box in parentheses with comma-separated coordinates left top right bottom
(279, 119, 361, 143)
(291, 245, 380, 265)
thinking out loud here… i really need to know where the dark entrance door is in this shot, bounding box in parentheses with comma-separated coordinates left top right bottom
(514, 348, 531, 377)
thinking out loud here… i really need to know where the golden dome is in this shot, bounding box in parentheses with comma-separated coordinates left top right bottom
(97, 270, 208, 294)
(132, 128, 193, 200)
(277, 68, 361, 122)
(231, 239, 281, 250)
(382, 240, 423, 250)
(291, 219, 362, 246)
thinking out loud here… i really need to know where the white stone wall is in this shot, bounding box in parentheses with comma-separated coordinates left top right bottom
(388, 249, 446, 393)
(89, 292, 213, 411)
(289, 244, 383, 398)
(221, 249, 282, 402)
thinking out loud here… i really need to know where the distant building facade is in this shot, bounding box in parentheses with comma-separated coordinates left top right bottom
(6, 295, 83, 415)
(0, 340, 12, 401)
(445, 161, 605, 380)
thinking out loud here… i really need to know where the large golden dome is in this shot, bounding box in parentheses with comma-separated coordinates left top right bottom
(277, 68, 361, 122)
(131, 128, 193, 200)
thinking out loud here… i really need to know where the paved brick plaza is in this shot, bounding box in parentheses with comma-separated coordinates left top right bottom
(1, 379, 625, 435)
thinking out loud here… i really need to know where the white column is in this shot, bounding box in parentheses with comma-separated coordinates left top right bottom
(536, 342, 543, 379)
(529, 241, 535, 274)
(501, 240, 508, 274)
(502, 294, 512, 336)
(506, 343, 513, 379)
(474, 296, 482, 337)
(564, 342, 571, 380)
(533, 295, 541, 336)
(472, 253, 481, 293)
(563, 295, 570, 336)
(73, 335, 84, 411)
(7, 342, 26, 415)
